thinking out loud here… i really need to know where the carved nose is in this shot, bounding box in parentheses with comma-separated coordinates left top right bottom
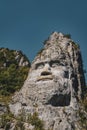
(41, 64, 52, 76)
(41, 71, 52, 76)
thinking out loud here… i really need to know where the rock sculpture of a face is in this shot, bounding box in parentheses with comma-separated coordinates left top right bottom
(27, 47, 71, 107)
(20, 32, 85, 108)
(10, 32, 86, 130)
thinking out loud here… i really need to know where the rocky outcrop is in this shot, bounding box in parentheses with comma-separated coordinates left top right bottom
(5, 32, 87, 129)
(0, 48, 31, 95)
(0, 48, 30, 68)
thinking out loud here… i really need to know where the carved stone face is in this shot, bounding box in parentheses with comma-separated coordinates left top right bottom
(27, 55, 71, 107)
(10, 32, 85, 130)
(34, 59, 69, 82)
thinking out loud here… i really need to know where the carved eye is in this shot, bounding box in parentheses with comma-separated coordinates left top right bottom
(60, 62, 65, 66)
(51, 62, 59, 68)
(50, 60, 66, 68)
(36, 63, 44, 69)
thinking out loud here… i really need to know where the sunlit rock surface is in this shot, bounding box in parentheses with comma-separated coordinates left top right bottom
(10, 32, 86, 130)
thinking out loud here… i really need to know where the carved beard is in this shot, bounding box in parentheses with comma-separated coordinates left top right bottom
(24, 76, 71, 107)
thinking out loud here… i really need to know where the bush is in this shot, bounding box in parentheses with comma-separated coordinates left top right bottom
(0, 64, 29, 95)
(0, 112, 14, 129)
(63, 34, 71, 39)
(0, 48, 30, 96)
(28, 112, 44, 130)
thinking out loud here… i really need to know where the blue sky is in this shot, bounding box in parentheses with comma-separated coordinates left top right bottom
(0, 0, 87, 82)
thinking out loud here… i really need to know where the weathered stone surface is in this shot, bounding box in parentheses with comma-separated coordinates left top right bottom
(9, 32, 86, 130)
(0, 103, 7, 115)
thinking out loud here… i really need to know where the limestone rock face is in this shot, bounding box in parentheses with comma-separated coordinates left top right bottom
(10, 32, 86, 130)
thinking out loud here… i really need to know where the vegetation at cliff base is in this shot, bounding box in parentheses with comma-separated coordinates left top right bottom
(0, 111, 45, 130)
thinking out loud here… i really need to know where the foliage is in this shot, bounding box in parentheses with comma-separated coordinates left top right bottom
(76, 92, 87, 130)
(63, 34, 71, 39)
(14, 121, 25, 130)
(0, 109, 14, 129)
(43, 39, 48, 45)
(0, 48, 30, 96)
(16, 110, 45, 130)
(72, 42, 79, 49)
(77, 109, 87, 130)
(0, 64, 29, 96)
(0, 110, 45, 130)
(37, 48, 44, 56)
(82, 92, 87, 112)
(0, 95, 12, 105)
(27, 112, 44, 130)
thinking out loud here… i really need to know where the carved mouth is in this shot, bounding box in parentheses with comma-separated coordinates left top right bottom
(37, 75, 53, 81)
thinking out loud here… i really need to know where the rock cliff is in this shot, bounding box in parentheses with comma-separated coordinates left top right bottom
(1, 32, 87, 130)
